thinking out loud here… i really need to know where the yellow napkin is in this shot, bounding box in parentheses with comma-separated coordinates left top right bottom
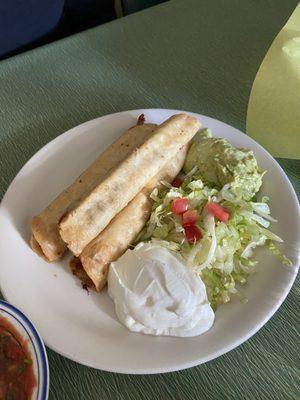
(247, 4, 300, 159)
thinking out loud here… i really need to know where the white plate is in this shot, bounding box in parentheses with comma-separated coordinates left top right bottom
(0, 109, 299, 374)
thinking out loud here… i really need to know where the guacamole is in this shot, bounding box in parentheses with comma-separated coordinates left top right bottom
(183, 129, 263, 200)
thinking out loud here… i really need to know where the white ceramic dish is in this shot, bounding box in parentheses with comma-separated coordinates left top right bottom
(0, 109, 299, 374)
(0, 300, 49, 399)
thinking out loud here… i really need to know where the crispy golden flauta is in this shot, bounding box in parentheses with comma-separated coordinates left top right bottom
(31, 123, 156, 261)
(59, 114, 201, 256)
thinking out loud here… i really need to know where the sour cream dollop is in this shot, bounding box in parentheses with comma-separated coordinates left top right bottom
(107, 243, 214, 337)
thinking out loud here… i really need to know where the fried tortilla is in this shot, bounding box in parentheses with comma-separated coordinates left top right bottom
(31, 123, 156, 261)
(60, 114, 201, 256)
(76, 144, 189, 291)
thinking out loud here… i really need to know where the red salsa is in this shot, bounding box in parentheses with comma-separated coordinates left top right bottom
(0, 315, 36, 400)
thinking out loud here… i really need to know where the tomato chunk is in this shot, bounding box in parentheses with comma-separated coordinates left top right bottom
(207, 202, 229, 222)
(182, 209, 198, 226)
(184, 225, 202, 242)
(171, 176, 183, 188)
(172, 198, 189, 215)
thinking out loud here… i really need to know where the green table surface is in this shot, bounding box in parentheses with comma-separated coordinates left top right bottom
(0, 0, 299, 399)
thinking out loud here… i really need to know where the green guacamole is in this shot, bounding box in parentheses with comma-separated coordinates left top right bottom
(183, 129, 264, 200)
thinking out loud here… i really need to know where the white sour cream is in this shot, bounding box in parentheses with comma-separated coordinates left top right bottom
(107, 243, 214, 337)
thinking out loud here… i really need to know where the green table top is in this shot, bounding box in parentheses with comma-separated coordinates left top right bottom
(0, 0, 299, 399)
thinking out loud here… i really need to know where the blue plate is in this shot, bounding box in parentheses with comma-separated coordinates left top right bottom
(0, 300, 49, 399)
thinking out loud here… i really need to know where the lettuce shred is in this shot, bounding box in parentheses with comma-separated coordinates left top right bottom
(136, 172, 292, 310)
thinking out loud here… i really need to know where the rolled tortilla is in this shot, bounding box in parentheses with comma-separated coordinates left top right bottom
(69, 257, 94, 290)
(60, 114, 201, 256)
(30, 235, 49, 262)
(77, 144, 189, 291)
(31, 123, 156, 261)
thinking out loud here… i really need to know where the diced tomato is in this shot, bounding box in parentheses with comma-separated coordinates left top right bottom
(184, 225, 202, 242)
(171, 176, 183, 188)
(182, 209, 198, 226)
(172, 198, 189, 215)
(207, 202, 229, 222)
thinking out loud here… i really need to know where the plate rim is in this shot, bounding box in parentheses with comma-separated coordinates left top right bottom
(0, 108, 299, 374)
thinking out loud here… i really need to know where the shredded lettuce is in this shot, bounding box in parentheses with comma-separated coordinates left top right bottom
(136, 157, 291, 310)
(266, 240, 293, 266)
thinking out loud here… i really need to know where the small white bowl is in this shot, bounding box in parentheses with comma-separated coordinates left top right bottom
(0, 300, 49, 399)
